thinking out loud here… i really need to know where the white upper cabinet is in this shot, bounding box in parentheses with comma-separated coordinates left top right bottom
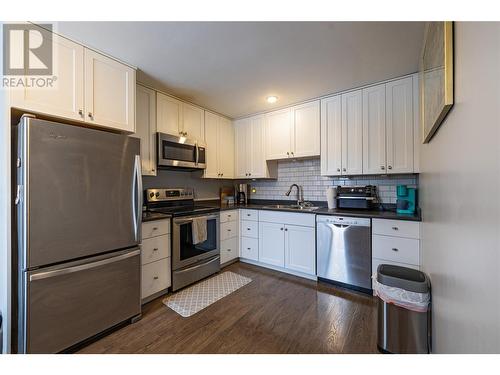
(265, 101, 320, 160)
(218, 116, 234, 178)
(386, 77, 414, 174)
(182, 103, 205, 140)
(291, 100, 320, 158)
(320, 95, 342, 176)
(84, 49, 136, 133)
(235, 115, 277, 179)
(234, 118, 250, 178)
(341, 90, 363, 175)
(156, 94, 205, 141)
(10, 25, 136, 133)
(135, 84, 156, 176)
(10, 26, 85, 122)
(266, 108, 292, 160)
(363, 84, 386, 174)
(204, 111, 219, 178)
(203, 112, 234, 179)
(156, 93, 183, 136)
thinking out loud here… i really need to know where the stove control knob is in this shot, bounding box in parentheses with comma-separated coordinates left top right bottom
(155, 192, 160, 198)
(149, 192, 155, 198)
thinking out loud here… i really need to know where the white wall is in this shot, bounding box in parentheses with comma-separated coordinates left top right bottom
(420, 22, 500, 353)
(0, 22, 12, 353)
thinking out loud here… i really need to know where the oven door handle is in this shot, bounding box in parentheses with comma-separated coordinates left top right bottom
(175, 256, 220, 274)
(174, 214, 219, 225)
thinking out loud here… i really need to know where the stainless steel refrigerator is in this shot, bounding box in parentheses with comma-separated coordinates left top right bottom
(15, 115, 142, 353)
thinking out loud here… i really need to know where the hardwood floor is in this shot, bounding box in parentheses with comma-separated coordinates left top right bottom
(77, 262, 379, 354)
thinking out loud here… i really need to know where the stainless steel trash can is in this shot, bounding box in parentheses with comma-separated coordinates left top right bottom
(376, 264, 431, 354)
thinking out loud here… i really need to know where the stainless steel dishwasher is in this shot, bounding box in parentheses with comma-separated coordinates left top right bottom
(316, 215, 372, 293)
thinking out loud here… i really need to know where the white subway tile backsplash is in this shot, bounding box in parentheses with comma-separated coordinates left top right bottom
(246, 157, 418, 204)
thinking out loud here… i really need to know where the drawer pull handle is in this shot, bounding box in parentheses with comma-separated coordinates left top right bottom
(247, 228, 250, 230)
(228, 215, 231, 217)
(227, 249, 231, 251)
(392, 248, 399, 252)
(228, 229, 231, 232)
(247, 214, 251, 216)
(153, 248, 159, 252)
(152, 227, 158, 230)
(247, 248, 251, 250)
(153, 276, 159, 280)
(392, 227, 399, 231)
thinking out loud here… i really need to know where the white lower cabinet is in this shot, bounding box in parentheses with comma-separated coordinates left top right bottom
(284, 225, 316, 275)
(240, 236, 259, 261)
(253, 211, 316, 277)
(259, 222, 286, 267)
(141, 219, 171, 302)
(371, 219, 421, 289)
(220, 210, 239, 265)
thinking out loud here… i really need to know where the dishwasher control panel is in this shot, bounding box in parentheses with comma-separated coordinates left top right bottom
(316, 215, 371, 227)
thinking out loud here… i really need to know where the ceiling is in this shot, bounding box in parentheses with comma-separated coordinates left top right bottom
(55, 22, 425, 119)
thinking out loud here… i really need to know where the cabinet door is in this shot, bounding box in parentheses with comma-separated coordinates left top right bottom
(135, 84, 156, 176)
(84, 49, 135, 133)
(259, 222, 285, 267)
(292, 100, 320, 158)
(362, 84, 386, 174)
(320, 95, 342, 176)
(265, 108, 292, 160)
(234, 118, 249, 178)
(386, 77, 414, 174)
(249, 115, 267, 178)
(156, 92, 182, 136)
(284, 225, 316, 275)
(11, 26, 84, 122)
(341, 90, 363, 175)
(218, 116, 234, 178)
(182, 103, 205, 141)
(204, 111, 220, 178)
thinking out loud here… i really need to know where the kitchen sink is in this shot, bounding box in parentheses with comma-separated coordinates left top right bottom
(261, 204, 320, 212)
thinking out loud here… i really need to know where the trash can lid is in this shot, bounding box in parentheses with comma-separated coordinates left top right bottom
(377, 264, 430, 293)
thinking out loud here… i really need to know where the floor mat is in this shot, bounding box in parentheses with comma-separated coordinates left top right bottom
(163, 271, 252, 317)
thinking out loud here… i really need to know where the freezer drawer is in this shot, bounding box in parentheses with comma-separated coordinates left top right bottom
(23, 248, 141, 353)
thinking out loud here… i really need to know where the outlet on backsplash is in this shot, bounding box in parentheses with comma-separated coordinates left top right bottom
(246, 158, 418, 204)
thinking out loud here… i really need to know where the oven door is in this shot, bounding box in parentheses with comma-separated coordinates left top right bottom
(172, 213, 219, 269)
(157, 133, 206, 169)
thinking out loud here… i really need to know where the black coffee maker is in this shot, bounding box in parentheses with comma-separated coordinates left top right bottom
(236, 184, 249, 205)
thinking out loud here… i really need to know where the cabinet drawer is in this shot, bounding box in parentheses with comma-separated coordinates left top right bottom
(372, 219, 420, 239)
(241, 237, 259, 261)
(142, 219, 170, 239)
(372, 234, 420, 265)
(141, 235, 170, 265)
(141, 258, 171, 299)
(240, 209, 259, 221)
(241, 220, 259, 238)
(220, 237, 239, 264)
(372, 257, 420, 274)
(259, 210, 315, 227)
(221, 221, 238, 241)
(220, 210, 238, 223)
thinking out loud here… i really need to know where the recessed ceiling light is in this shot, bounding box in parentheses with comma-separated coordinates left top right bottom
(266, 96, 278, 104)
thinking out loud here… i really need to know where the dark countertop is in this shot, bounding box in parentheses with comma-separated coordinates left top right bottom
(142, 211, 172, 222)
(198, 199, 422, 222)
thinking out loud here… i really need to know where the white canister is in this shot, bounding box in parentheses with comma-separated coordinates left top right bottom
(326, 186, 337, 209)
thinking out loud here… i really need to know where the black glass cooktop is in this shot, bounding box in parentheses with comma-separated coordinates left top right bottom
(149, 205, 219, 217)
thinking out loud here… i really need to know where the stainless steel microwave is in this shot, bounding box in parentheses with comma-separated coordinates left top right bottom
(157, 133, 206, 170)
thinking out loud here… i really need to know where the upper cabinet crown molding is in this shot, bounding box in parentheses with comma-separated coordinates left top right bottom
(265, 100, 320, 161)
(9, 24, 136, 134)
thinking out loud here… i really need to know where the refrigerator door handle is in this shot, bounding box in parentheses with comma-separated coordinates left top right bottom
(133, 155, 142, 241)
(29, 249, 141, 281)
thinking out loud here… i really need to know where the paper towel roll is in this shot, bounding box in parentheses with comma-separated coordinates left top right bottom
(326, 186, 337, 209)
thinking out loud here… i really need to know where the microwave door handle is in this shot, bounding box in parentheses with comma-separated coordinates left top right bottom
(195, 143, 199, 165)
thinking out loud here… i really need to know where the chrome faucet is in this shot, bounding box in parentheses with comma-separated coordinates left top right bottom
(285, 184, 304, 206)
